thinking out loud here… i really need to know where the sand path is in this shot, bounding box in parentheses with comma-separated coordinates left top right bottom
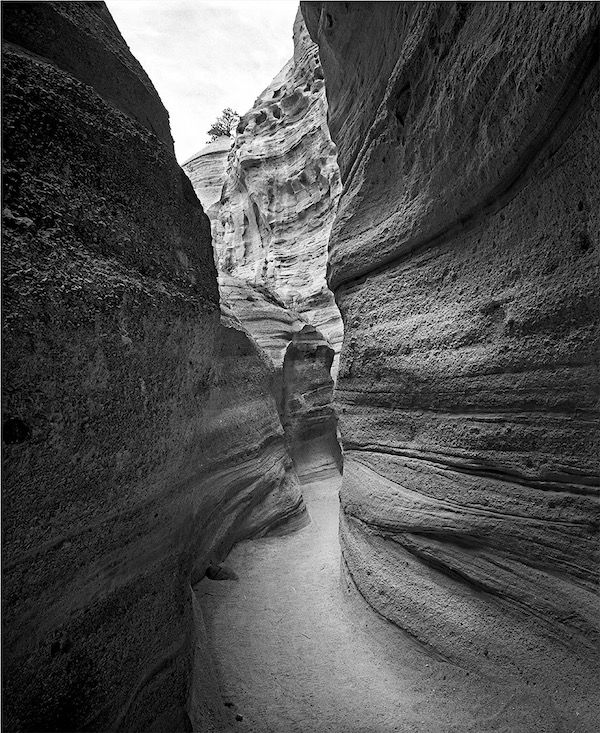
(197, 475, 556, 732)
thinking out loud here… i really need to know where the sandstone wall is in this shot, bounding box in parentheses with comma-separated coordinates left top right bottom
(2, 4, 303, 731)
(281, 325, 343, 482)
(182, 20, 346, 485)
(201, 10, 344, 374)
(182, 136, 231, 238)
(220, 275, 342, 483)
(303, 0, 599, 724)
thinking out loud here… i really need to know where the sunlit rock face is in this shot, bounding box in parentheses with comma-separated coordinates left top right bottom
(2, 3, 303, 731)
(220, 275, 342, 483)
(182, 136, 231, 238)
(303, 0, 599, 718)
(181, 10, 344, 483)
(208, 10, 344, 375)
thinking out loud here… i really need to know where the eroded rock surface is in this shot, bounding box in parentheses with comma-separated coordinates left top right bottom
(220, 275, 342, 483)
(196, 10, 344, 373)
(2, 3, 304, 731)
(282, 325, 343, 482)
(183, 136, 231, 238)
(303, 0, 599, 723)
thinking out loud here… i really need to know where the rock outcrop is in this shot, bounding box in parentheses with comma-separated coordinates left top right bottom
(220, 275, 342, 483)
(182, 13, 344, 483)
(303, 0, 599, 725)
(2, 3, 304, 731)
(281, 324, 343, 482)
(182, 136, 231, 238)
(187, 10, 344, 375)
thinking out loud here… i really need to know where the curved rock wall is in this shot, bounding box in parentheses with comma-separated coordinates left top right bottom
(2, 4, 304, 731)
(205, 10, 344, 373)
(220, 275, 342, 483)
(282, 325, 343, 482)
(303, 0, 599, 722)
(182, 136, 231, 238)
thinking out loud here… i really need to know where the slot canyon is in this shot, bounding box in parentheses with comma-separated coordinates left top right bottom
(1, 2, 598, 732)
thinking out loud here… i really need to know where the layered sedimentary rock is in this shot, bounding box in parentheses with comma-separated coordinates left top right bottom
(181, 14, 344, 480)
(200, 10, 344, 373)
(2, 3, 303, 731)
(281, 325, 342, 482)
(220, 275, 342, 482)
(182, 136, 231, 237)
(303, 0, 599, 721)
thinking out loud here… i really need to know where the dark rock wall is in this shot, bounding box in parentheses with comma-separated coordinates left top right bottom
(2, 3, 303, 731)
(303, 0, 599, 718)
(2, 1, 174, 150)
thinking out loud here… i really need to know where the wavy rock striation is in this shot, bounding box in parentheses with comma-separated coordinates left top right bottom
(220, 275, 342, 483)
(2, 3, 304, 731)
(303, 0, 600, 723)
(195, 10, 344, 374)
(182, 136, 231, 239)
(182, 19, 345, 485)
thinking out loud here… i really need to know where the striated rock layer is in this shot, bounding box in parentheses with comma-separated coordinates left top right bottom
(303, 0, 600, 723)
(2, 3, 304, 731)
(182, 136, 231, 239)
(220, 275, 342, 483)
(196, 10, 344, 374)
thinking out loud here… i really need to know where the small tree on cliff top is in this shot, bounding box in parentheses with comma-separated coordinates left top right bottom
(207, 107, 239, 142)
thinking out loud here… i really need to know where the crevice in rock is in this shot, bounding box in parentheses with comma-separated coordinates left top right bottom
(4, 1, 599, 731)
(182, 9, 344, 381)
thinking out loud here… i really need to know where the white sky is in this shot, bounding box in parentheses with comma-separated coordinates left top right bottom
(106, 0, 299, 163)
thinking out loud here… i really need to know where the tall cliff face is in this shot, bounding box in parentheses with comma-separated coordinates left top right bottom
(2, 3, 303, 731)
(303, 0, 599, 720)
(181, 10, 344, 482)
(198, 10, 344, 373)
(182, 136, 231, 238)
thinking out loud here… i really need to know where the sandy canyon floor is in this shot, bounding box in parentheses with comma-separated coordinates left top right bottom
(197, 475, 583, 733)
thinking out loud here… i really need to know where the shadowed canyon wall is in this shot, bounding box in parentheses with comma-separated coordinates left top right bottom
(184, 10, 344, 376)
(2, 3, 304, 731)
(303, 0, 599, 721)
(219, 275, 342, 482)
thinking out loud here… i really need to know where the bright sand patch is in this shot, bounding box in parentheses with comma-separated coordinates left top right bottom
(196, 475, 567, 732)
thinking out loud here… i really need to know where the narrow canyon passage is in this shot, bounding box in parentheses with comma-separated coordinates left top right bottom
(197, 475, 558, 733)
(2, 4, 598, 731)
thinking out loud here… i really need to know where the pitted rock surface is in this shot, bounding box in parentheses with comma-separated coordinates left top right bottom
(185, 10, 344, 375)
(2, 4, 305, 731)
(303, 1, 600, 726)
